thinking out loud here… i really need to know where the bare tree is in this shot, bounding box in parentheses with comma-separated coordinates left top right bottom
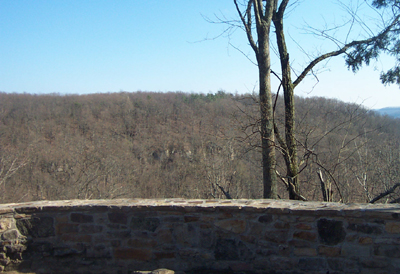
(232, 0, 400, 199)
(0, 146, 30, 202)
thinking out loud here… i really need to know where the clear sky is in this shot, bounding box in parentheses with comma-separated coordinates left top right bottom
(1, 0, 399, 109)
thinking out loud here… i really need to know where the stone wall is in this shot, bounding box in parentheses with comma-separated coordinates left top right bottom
(0, 199, 400, 273)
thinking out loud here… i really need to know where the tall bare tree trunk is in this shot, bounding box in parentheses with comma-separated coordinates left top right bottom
(256, 0, 278, 199)
(272, 0, 300, 199)
(258, 38, 278, 199)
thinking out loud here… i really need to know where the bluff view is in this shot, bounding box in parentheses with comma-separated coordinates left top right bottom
(1, 91, 399, 204)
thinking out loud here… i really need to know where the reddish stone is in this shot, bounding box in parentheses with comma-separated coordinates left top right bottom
(215, 219, 246, 234)
(295, 223, 312, 230)
(56, 223, 79, 234)
(318, 245, 341, 257)
(293, 231, 317, 242)
(358, 236, 373, 245)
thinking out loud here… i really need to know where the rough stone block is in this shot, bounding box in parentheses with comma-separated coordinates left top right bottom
(61, 234, 92, 243)
(154, 251, 175, 259)
(56, 223, 79, 234)
(86, 245, 112, 258)
(317, 218, 346, 245)
(5, 244, 26, 254)
(374, 244, 400, 258)
(174, 223, 199, 247)
(16, 217, 55, 238)
(264, 230, 289, 244)
(156, 229, 174, 244)
(70, 213, 94, 223)
(385, 222, 400, 233)
(298, 257, 328, 271)
(327, 258, 360, 272)
(1, 229, 19, 241)
(79, 224, 103, 233)
(130, 217, 160, 232)
(295, 223, 312, 230)
(294, 247, 317, 256)
(318, 245, 341, 257)
(358, 236, 373, 245)
(347, 222, 383, 234)
(0, 257, 11, 266)
(214, 238, 238, 260)
(53, 246, 80, 257)
(214, 219, 246, 234)
(114, 248, 152, 261)
(268, 256, 296, 270)
(0, 218, 13, 232)
(341, 243, 371, 257)
(106, 229, 131, 238)
(273, 221, 290, 229)
(127, 238, 157, 248)
(184, 215, 200, 222)
(108, 211, 128, 224)
(288, 239, 312, 248)
(258, 214, 273, 223)
(293, 231, 317, 242)
(360, 257, 389, 268)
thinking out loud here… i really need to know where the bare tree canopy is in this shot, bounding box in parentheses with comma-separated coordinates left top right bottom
(231, 0, 400, 199)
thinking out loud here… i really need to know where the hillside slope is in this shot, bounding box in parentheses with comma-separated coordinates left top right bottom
(1, 91, 399, 203)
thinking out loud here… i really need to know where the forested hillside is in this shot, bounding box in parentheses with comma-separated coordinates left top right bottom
(1, 91, 399, 204)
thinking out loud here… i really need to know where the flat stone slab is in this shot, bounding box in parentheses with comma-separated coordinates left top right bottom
(0, 198, 399, 219)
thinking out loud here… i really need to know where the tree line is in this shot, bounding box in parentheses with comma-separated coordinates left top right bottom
(0, 91, 399, 204)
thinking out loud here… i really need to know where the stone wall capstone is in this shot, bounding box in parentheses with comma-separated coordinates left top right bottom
(0, 199, 399, 273)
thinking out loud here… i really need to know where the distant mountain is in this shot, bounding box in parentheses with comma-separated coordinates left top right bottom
(375, 107, 400, 118)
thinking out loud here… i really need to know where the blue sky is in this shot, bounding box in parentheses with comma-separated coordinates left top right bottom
(1, 0, 399, 109)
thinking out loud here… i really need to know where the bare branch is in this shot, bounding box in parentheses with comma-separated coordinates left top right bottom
(293, 13, 400, 88)
(370, 183, 400, 203)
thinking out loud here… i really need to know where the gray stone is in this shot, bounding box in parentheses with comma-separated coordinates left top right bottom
(1, 229, 19, 241)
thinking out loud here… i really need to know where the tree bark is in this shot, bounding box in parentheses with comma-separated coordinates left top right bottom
(256, 0, 278, 199)
(234, 0, 278, 198)
(273, 1, 300, 199)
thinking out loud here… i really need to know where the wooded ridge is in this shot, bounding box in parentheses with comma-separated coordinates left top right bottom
(0, 91, 399, 204)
